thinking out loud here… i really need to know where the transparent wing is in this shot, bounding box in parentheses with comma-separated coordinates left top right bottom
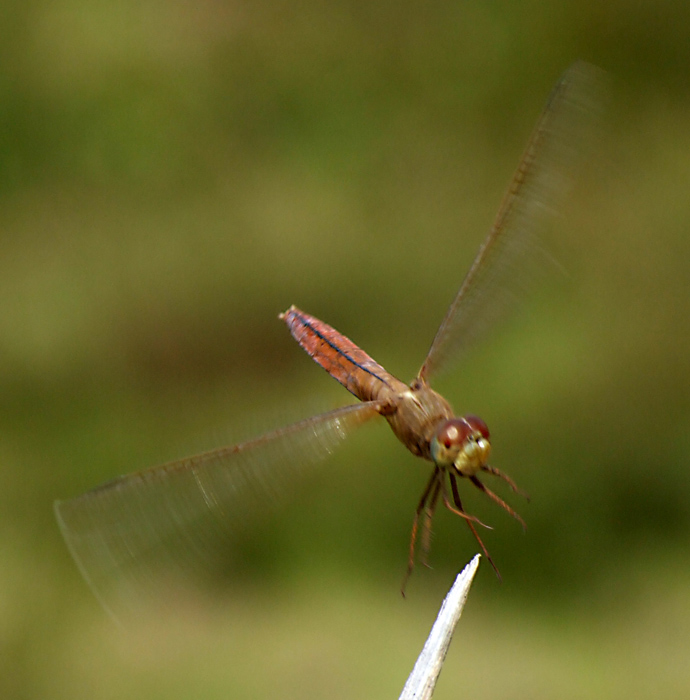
(419, 61, 606, 382)
(55, 401, 383, 621)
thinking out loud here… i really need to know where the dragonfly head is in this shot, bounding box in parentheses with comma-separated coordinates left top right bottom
(430, 416, 491, 477)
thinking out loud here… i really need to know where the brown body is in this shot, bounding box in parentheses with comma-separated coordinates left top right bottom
(280, 304, 526, 585)
(280, 306, 455, 461)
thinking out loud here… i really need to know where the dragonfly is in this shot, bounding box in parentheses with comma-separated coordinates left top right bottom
(55, 62, 603, 618)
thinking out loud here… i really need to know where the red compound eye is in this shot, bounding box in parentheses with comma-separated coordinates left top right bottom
(435, 419, 472, 449)
(464, 415, 490, 440)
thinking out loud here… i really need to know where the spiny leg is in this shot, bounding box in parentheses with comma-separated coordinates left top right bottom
(439, 475, 492, 530)
(401, 467, 442, 596)
(470, 475, 527, 530)
(420, 476, 442, 568)
(449, 473, 502, 581)
(482, 464, 530, 501)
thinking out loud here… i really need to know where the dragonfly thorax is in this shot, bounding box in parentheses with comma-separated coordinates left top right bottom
(430, 416, 491, 477)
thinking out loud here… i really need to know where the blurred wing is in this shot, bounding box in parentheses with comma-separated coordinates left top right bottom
(418, 61, 606, 382)
(55, 401, 383, 621)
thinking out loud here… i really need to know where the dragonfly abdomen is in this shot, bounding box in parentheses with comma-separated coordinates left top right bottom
(280, 305, 407, 403)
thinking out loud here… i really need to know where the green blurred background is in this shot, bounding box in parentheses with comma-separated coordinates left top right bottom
(2, 1, 690, 698)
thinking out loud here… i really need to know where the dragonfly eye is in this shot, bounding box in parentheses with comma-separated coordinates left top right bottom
(430, 416, 491, 476)
(464, 415, 490, 440)
(431, 419, 472, 467)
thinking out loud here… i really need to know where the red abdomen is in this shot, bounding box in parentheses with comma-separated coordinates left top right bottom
(280, 306, 406, 403)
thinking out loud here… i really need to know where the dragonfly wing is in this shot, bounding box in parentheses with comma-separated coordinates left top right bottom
(55, 401, 383, 621)
(419, 61, 606, 382)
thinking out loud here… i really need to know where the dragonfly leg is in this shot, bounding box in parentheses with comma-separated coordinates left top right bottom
(439, 474, 492, 529)
(470, 475, 527, 530)
(401, 467, 442, 596)
(420, 477, 442, 568)
(482, 464, 530, 501)
(449, 473, 502, 581)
